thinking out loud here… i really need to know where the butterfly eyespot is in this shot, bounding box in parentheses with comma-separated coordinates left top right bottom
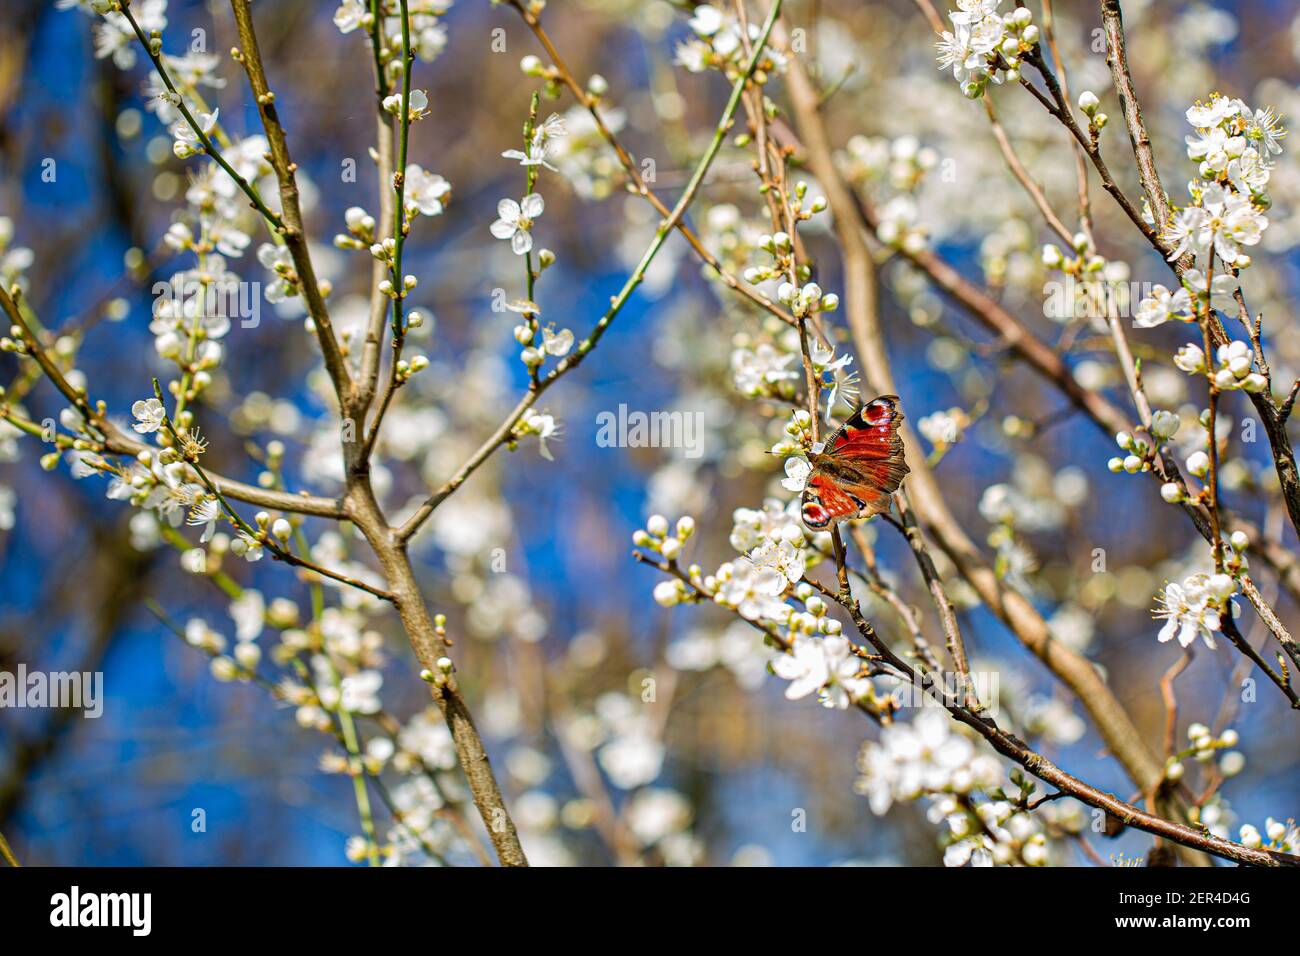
(801, 502, 831, 529)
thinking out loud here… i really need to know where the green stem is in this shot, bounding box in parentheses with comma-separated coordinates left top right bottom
(119, 4, 286, 232)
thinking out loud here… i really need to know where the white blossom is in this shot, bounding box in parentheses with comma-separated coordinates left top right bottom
(490, 193, 545, 255)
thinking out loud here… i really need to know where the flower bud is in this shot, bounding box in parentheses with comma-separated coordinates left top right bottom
(1150, 410, 1180, 441)
(234, 642, 262, 670)
(1208, 573, 1235, 601)
(653, 580, 680, 607)
(1219, 752, 1244, 777)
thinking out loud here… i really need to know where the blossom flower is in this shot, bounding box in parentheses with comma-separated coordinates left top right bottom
(229, 589, 265, 643)
(257, 243, 297, 302)
(1186, 96, 1241, 130)
(918, 407, 970, 448)
(771, 634, 833, 701)
(1184, 123, 1235, 174)
(625, 788, 692, 846)
(382, 89, 429, 121)
(185, 495, 221, 543)
(1133, 284, 1194, 328)
(398, 711, 458, 770)
(781, 456, 811, 492)
(404, 164, 450, 217)
(524, 411, 561, 460)
(936, 19, 998, 86)
(598, 732, 665, 790)
(1155, 572, 1234, 649)
(688, 4, 725, 36)
(221, 135, 273, 192)
(855, 709, 1001, 815)
(935, 1, 1032, 94)
(0, 217, 33, 287)
(170, 109, 219, 158)
(503, 113, 565, 171)
(333, 0, 365, 33)
(92, 0, 166, 70)
(729, 500, 805, 553)
(541, 326, 573, 356)
(715, 556, 788, 621)
(131, 398, 166, 434)
(231, 531, 265, 562)
(748, 537, 805, 588)
(824, 366, 860, 420)
(490, 193, 545, 255)
(1181, 268, 1240, 311)
(340, 669, 383, 714)
(501, 140, 556, 171)
(1243, 105, 1286, 155)
(934, 797, 1050, 867)
(1240, 818, 1300, 852)
(731, 342, 799, 396)
(1227, 148, 1273, 201)
(1174, 342, 1206, 374)
(876, 195, 925, 251)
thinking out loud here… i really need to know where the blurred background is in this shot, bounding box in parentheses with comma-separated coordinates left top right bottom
(1, 0, 1298, 865)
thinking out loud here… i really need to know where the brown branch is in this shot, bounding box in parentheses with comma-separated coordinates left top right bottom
(1098, 0, 1170, 235)
(229, 0, 354, 410)
(1028, 9, 1300, 541)
(0, 285, 345, 518)
(357, 1, 398, 415)
(983, 94, 1074, 246)
(503, 0, 805, 333)
(781, 47, 1216, 864)
(633, 548, 1298, 867)
(0, 829, 19, 867)
(398, 4, 782, 542)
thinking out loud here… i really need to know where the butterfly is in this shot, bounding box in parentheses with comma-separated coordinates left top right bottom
(800, 395, 910, 530)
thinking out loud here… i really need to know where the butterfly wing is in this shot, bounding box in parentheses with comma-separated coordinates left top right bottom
(800, 472, 863, 530)
(827, 395, 910, 493)
(801, 395, 910, 529)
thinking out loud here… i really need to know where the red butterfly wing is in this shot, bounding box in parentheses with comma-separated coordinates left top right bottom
(800, 396, 910, 529)
(801, 473, 861, 530)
